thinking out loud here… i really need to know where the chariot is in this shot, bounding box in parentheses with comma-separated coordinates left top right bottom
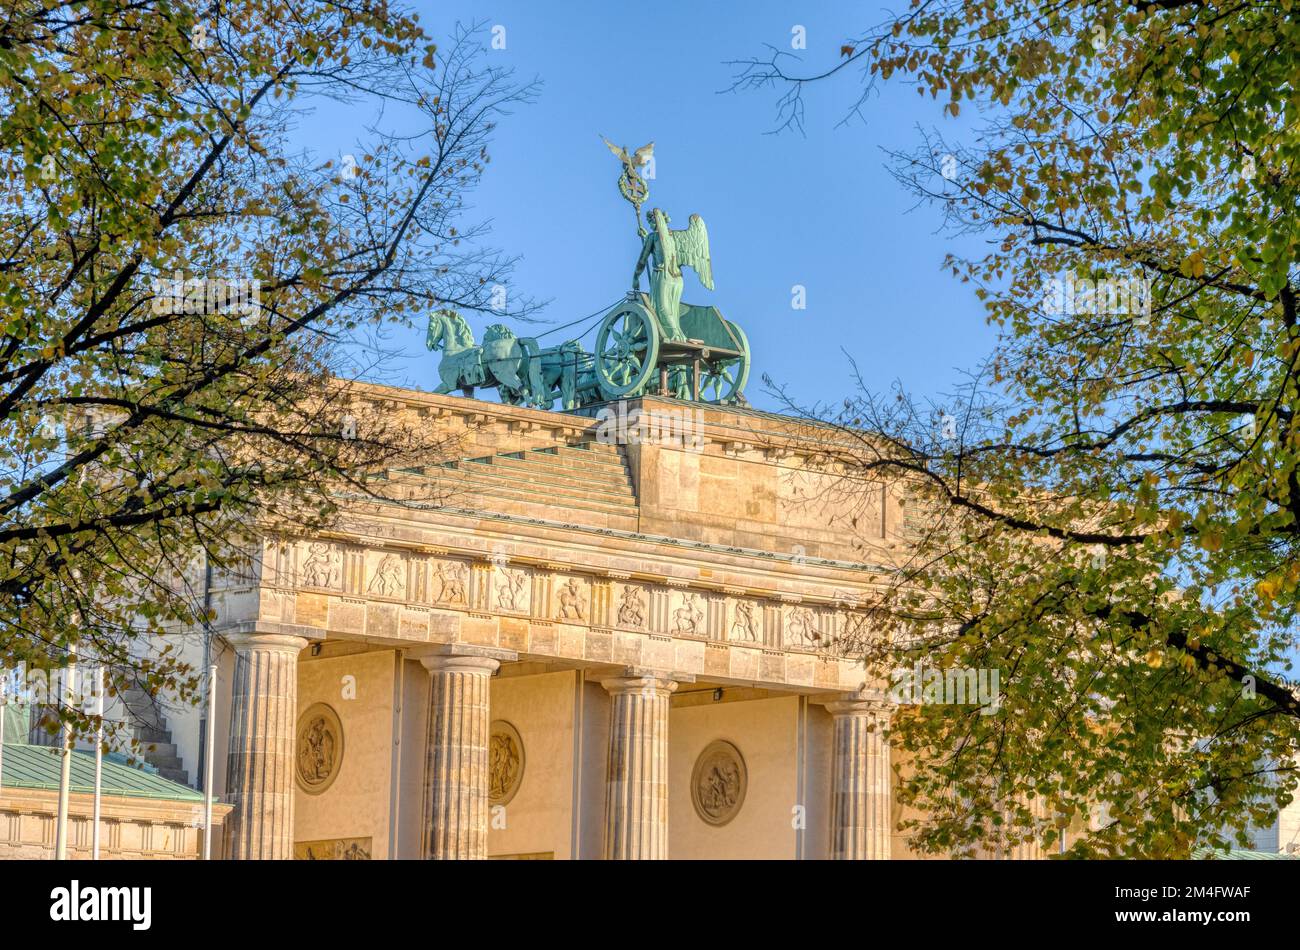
(593, 294, 750, 404)
(424, 136, 753, 410)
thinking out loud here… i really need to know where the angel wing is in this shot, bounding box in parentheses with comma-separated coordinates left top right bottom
(602, 136, 628, 163)
(672, 214, 713, 290)
(633, 142, 654, 167)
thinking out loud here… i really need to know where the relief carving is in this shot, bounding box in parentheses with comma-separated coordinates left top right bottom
(785, 605, 821, 649)
(616, 585, 646, 629)
(672, 592, 704, 635)
(433, 560, 467, 604)
(838, 610, 869, 652)
(300, 542, 342, 590)
(730, 600, 760, 642)
(488, 720, 525, 806)
(691, 740, 747, 826)
(367, 552, 405, 597)
(555, 577, 586, 621)
(295, 837, 372, 860)
(296, 703, 344, 795)
(495, 568, 528, 612)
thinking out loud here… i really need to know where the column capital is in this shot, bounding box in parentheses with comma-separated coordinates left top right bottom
(416, 644, 516, 675)
(223, 631, 309, 655)
(599, 669, 685, 697)
(819, 687, 891, 721)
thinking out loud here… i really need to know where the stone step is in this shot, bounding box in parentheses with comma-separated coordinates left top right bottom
(392, 470, 637, 515)
(145, 753, 185, 771)
(466, 455, 632, 490)
(433, 464, 632, 500)
(156, 767, 191, 787)
(457, 486, 639, 525)
(477, 443, 628, 470)
(134, 724, 173, 745)
(448, 482, 636, 515)
(448, 463, 635, 504)
(395, 440, 638, 530)
(536, 444, 629, 473)
(430, 492, 639, 531)
(125, 713, 168, 734)
(139, 740, 178, 758)
(557, 441, 625, 458)
(120, 691, 165, 713)
(449, 452, 629, 482)
(454, 482, 636, 516)
(123, 710, 167, 733)
(410, 453, 631, 491)
(118, 685, 187, 786)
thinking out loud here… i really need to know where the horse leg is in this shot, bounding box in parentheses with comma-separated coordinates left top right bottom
(492, 359, 523, 393)
(517, 338, 547, 409)
(561, 353, 579, 410)
(433, 367, 456, 394)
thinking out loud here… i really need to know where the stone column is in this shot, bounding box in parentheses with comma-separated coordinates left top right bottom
(601, 673, 678, 860)
(420, 646, 513, 859)
(826, 693, 892, 860)
(224, 631, 307, 860)
(1003, 796, 1048, 859)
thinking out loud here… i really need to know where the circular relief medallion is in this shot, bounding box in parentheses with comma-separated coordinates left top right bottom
(489, 720, 525, 806)
(691, 739, 747, 826)
(296, 703, 344, 795)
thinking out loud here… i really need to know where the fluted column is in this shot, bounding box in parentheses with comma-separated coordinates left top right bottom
(224, 631, 307, 860)
(420, 650, 502, 859)
(826, 693, 892, 860)
(1005, 796, 1048, 859)
(601, 674, 677, 860)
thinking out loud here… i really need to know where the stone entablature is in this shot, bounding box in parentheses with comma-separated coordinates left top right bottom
(265, 536, 865, 645)
(0, 789, 232, 860)
(228, 533, 876, 693)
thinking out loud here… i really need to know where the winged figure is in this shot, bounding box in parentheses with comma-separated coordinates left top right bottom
(632, 207, 713, 340)
(602, 137, 654, 176)
(603, 136, 654, 225)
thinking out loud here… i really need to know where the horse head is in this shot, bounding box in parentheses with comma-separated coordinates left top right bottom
(427, 308, 471, 353)
(483, 323, 516, 345)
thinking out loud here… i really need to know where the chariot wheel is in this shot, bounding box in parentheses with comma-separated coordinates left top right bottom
(698, 320, 751, 404)
(595, 299, 661, 399)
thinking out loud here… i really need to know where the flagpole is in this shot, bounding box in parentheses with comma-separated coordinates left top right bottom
(91, 665, 104, 860)
(0, 684, 7, 796)
(54, 645, 76, 860)
(202, 662, 216, 860)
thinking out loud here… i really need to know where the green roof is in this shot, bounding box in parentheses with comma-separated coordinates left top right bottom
(1193, 847, 1298, 860)
(0, 744, 204, 803)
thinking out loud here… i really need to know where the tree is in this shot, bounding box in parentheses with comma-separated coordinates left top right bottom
(736, 2, 1300, 856)
(0, 6, 533, 742)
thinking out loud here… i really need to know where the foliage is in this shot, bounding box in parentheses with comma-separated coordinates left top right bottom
(741, 1, 1300, 856)
(0, 5, 531, 739)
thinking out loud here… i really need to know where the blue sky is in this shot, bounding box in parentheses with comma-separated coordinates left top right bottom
(301, 1, 996, 412)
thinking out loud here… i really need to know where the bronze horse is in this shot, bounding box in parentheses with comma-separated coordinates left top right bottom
(425, 309, 592, 410)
